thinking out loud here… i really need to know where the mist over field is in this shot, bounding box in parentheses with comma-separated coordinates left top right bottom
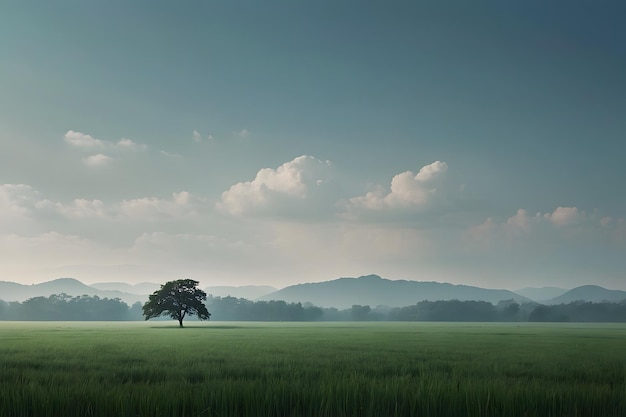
(2, 275, 626, 323)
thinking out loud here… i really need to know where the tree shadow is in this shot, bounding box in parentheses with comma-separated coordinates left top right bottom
(148, 325, 245, 330)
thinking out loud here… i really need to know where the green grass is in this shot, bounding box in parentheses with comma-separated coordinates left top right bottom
(1, 321, 625, 416)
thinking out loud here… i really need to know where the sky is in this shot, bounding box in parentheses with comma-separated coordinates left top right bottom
(1, 1, 625, 291)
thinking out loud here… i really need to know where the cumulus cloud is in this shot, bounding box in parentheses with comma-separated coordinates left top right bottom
(0, 183, 204, 224)
(0, 184, 41, 208)
(55, 199, 109, 220)
(64, 130, 104, 148)
(544, 206, 580, 226)
(55, 192, 203, 221)
(1, 188, 108, 222)
(464, 206, 623, 250)
(348, 161, 448, 211)
(84, 153, 112, 166)
(342, 161, 454, 224)
(218, 155, 334, 217)
(119, 191, 202, 221)
(505, 209, 533, 234)
(116, 138, 147, 151)
(64, 130, 147, 152)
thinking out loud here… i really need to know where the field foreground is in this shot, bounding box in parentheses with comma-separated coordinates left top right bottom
(1, 321, 625, 417)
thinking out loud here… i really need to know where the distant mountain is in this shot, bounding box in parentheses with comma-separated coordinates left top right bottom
(257, 275, 531, 309)
(206, 285, 277, 300)
(0, 278, 277, 306)
(514, 287, 569, 302)
(0, 278, 147, 305)
(547, 285, 626, 304)
(91, 282, 160, 295)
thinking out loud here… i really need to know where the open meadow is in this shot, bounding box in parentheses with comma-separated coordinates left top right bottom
(1, 321, 625, 417)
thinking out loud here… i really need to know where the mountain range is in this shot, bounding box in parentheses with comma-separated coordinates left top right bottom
(1, 275, 625, 308)
(258, 275, 532, 309)
(0, 278, 148, 305)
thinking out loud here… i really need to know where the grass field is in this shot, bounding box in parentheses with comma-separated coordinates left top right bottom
(1, 321, 625, 417)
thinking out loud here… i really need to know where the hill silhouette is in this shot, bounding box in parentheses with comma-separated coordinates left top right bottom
(547, 285, 626, 304)
(0, 278, 146, 305)
(4, 276, 625, 310)
(258, 274, 531, 309)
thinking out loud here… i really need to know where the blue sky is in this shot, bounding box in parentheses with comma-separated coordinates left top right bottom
(1, 2, 625, 290)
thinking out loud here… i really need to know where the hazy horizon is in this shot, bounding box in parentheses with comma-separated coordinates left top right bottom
(2, 273, 622, 295)
(2, 3, 625, 290)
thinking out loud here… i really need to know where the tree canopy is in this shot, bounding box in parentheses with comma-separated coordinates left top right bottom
(143, 279, 210, 327)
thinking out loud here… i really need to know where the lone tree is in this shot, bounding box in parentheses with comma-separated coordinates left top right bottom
(143, 279, 211, 327)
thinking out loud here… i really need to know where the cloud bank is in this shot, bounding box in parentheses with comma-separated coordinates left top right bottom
(218, 155, 334, 217)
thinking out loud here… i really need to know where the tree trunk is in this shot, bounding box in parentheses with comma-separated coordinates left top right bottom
(179, 318, 184, 327)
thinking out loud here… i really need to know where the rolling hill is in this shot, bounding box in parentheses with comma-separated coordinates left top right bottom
(4, 277, 625, 310)
(258, 274, 532, 309)
(547, 285, 626, 304)
(0, 278, 146, 305)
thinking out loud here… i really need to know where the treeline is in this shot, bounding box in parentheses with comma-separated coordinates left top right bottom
(528, 301, 626, 322)
(2, 294, 626, 322)
(0, 294, 143, 321)
(205, 296, 626, 323)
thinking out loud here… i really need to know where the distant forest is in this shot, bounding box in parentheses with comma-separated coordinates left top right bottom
(2, 294, 626, 322)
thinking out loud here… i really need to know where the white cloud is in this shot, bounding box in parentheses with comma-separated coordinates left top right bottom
(65, 131, 147, 167)
(55, 192, 203, 222)
(160, 150, 183, 158)
(505, 209, 533, 234)
(0, 184, 40, 208)
(349, 161, 448, 211)
(64, 130, 104, 148)
(0, 183, 204, 225)
(463, 206, 622, 250)
(55, 199, 109, 220)
(344, 161, 451, 222)
(84, 153, 112, 166)
(544, 206, 581, 226)
(193, 130, 215, 142)
(237, 129, 249, 138)
(117, 138, 147, 151)
(64, 130, 147, 152)
(119, 191, 202, 221)
(218, 155, 333, 217)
